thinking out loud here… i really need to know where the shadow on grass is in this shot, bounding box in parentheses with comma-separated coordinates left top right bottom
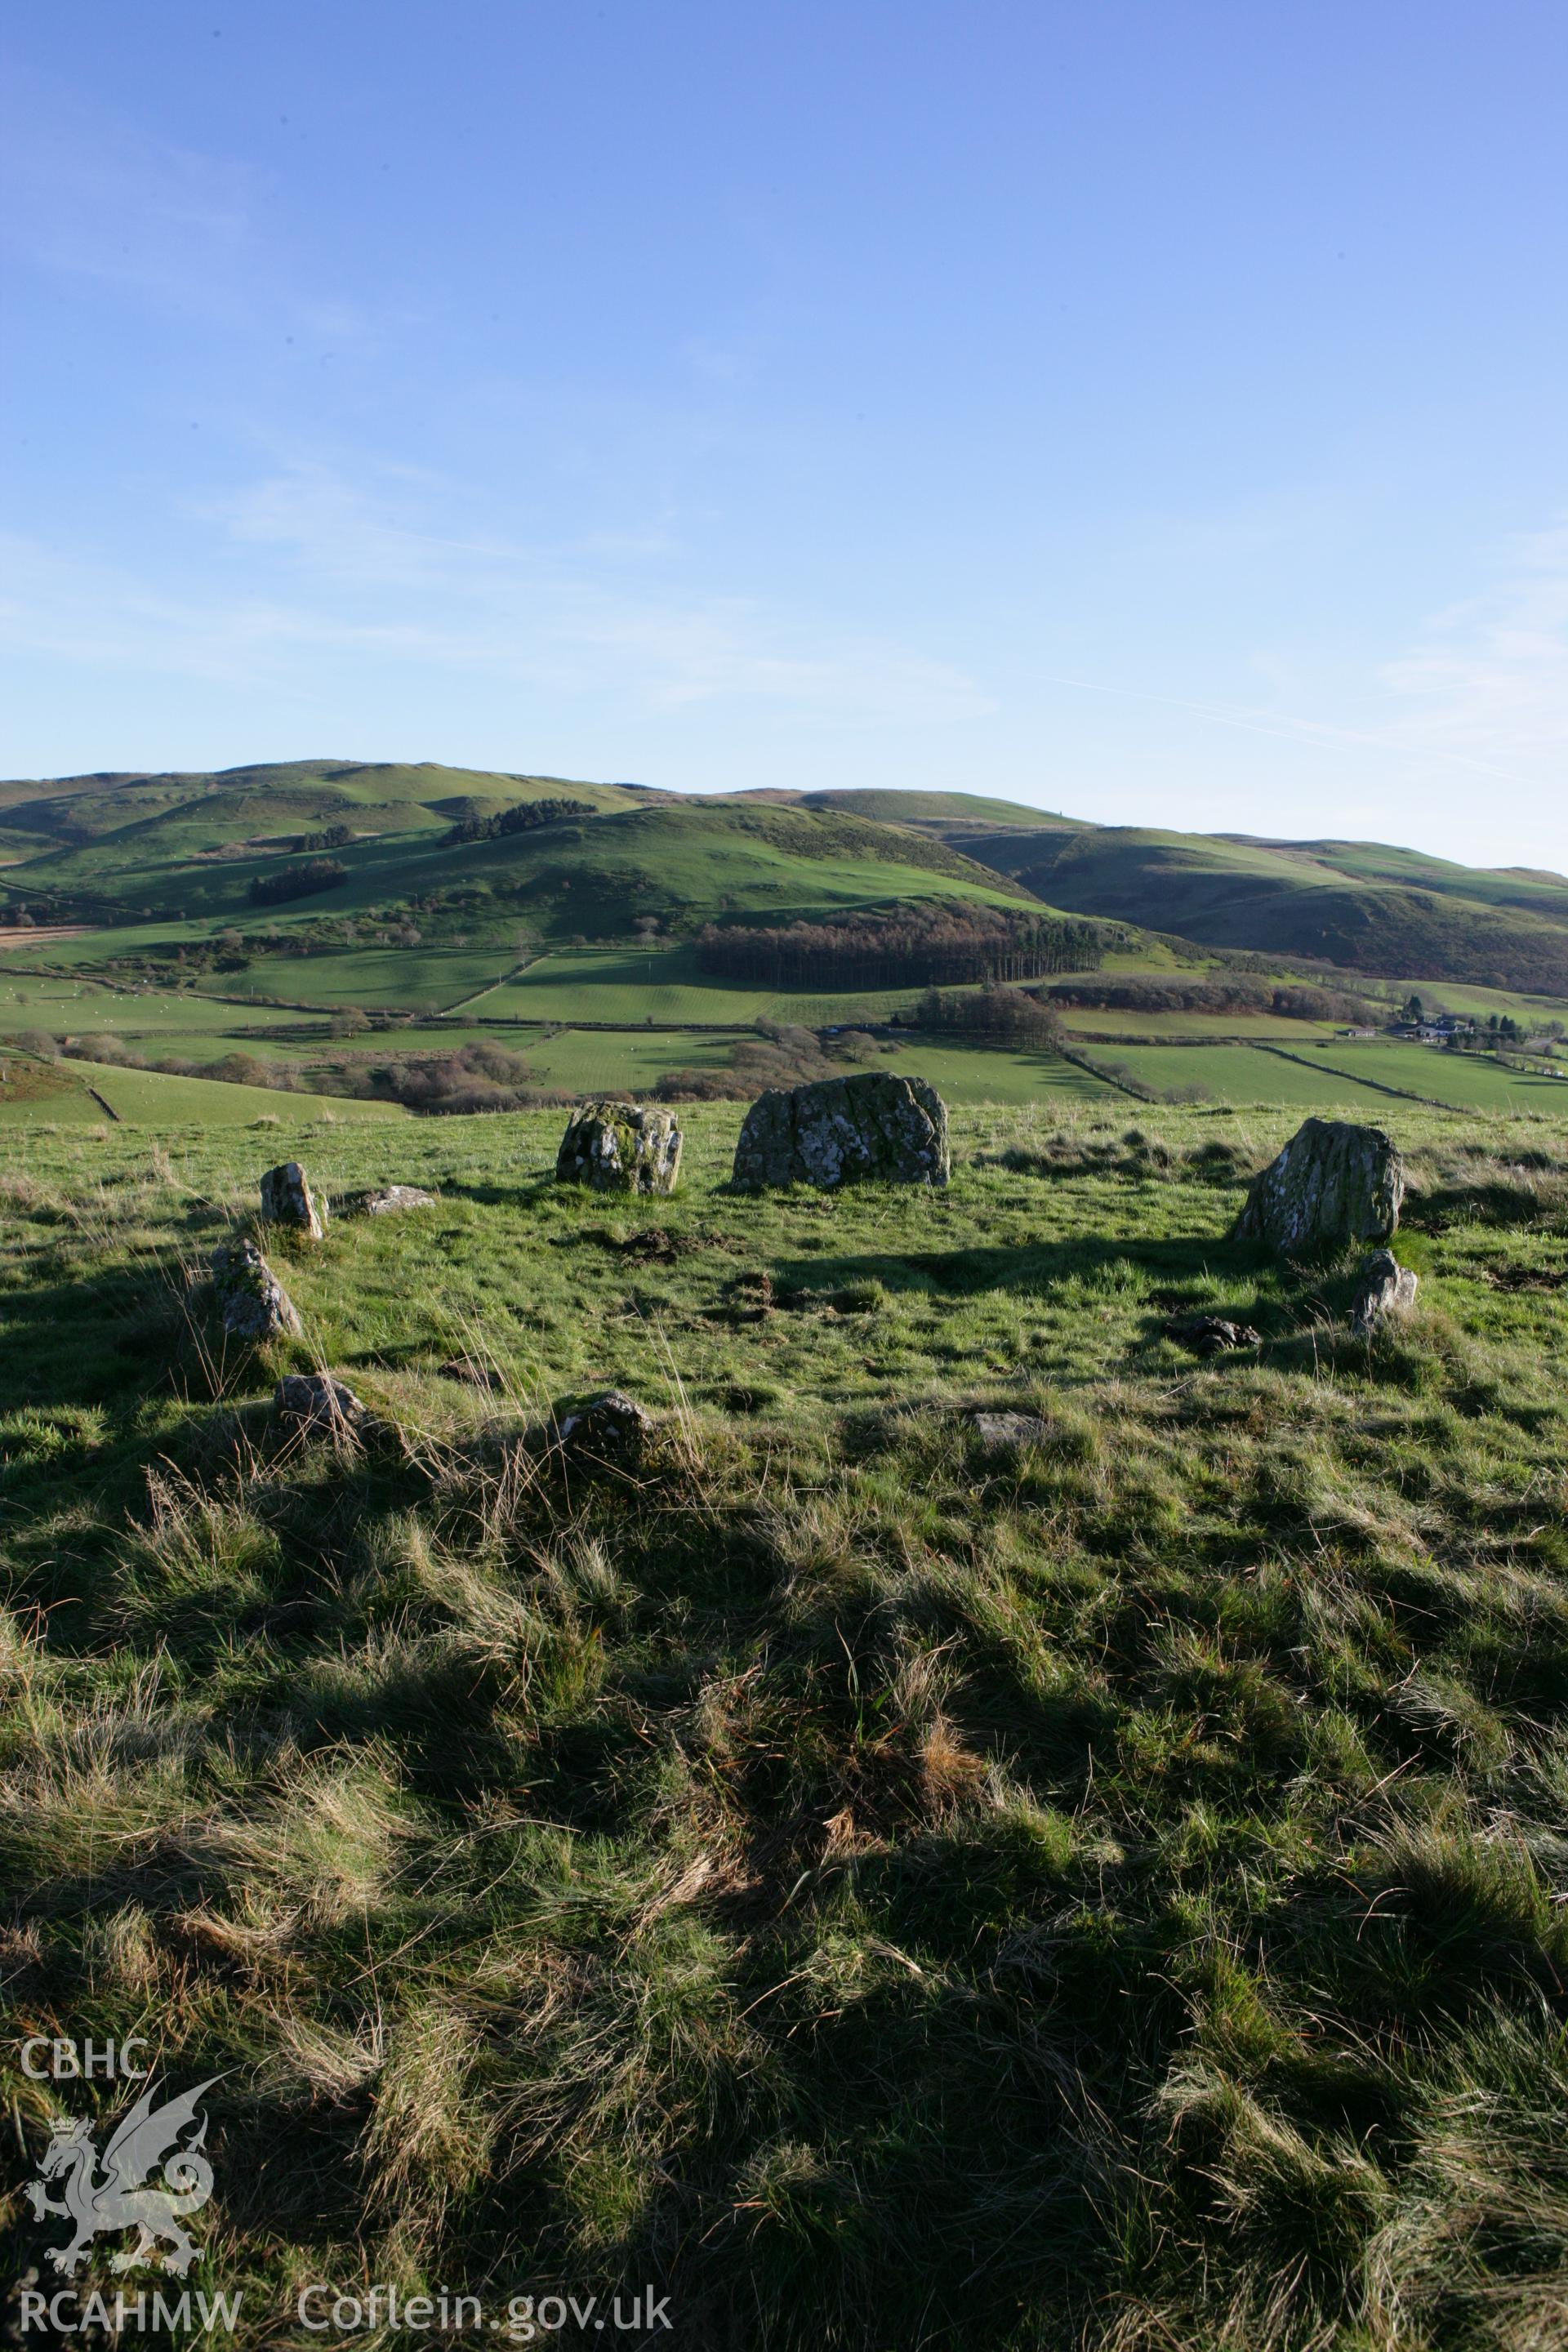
(769, 1232, 1241, 1302)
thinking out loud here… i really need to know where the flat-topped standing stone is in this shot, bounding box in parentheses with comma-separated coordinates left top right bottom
(1234, 1119, 1403, 1256)
(557, 1102, 683, 1195)
(212, 1238, 301, 1341)
(732, 1071, 950, 1192)
(260, 1160, 327, 1239)
(340, 1184, 438, 1215)
(1350, 1247, 1420, 1332)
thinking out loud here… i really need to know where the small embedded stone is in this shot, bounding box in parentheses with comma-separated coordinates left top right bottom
(555, 1390, 654, 1468)
(1350, 1247, 1419, 1332)
(969, 1410, 1052, 1455)
(1166, 1315, 1262, 1356)
(275, 1371, 372, 1440)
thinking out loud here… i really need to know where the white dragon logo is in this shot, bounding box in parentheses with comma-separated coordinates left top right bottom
(24, 2078, 220, 2276)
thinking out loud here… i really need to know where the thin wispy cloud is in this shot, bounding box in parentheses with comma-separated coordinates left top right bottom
(1380, 517, 1568, 782)
(0, 447, 996, 729)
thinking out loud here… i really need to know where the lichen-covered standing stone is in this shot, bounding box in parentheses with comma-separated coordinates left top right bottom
(1350, 1247, 1419, 1331)
(556, 1102, 683, 1195)
(260, 1160, 327, 1239)
(732, 1071, 950, 1192)
(1234, 1118, 1403, 1255)
(212, 1238, 301, 1341)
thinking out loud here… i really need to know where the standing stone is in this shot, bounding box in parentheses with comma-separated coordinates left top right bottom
(556, 1102, 683, 1195)
(212, 1237, 302, 1341)
(1234, 1119, 1403, 1255)
(732, 1071, 950, 1192)
(260, 1160, 327, 1239)
(1350, 1247, 1419, 1332)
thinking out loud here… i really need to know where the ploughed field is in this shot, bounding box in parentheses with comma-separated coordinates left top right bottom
(2, 1098, 1568, 2346)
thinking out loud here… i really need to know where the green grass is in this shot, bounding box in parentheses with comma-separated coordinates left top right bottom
(1299, 1040, 1568, 1112)
(0, 1049, 408, 1128)
(472, 944, 778, 1024)
(2, 1099, 1567, 2345)
(202, 947, 525, 1012)
(56, 1059, 409, 1125)
(1092, 1040, 1433, 1108)
(0, 974, 289, 1035)
(877, 1040, 1116, 1102)
(11, 759, 1568, 1004)
(518, 1027, 746, 1092)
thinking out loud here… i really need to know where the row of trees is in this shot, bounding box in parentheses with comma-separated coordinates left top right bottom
(247, 858, 347, 907)
(696, 906, 1108, 989)
(445, 797, 594, 845)
(1045, 974, 1379, 1023)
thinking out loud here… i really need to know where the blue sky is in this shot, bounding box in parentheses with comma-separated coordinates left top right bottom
(3, 2, 1566, 868)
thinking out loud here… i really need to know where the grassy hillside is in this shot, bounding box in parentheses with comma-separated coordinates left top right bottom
(732, 786, 1089, 832)
(0, 1049, 407, 1127)
(11, 757, 1567, 999)
(947, 823, 1568, 994)
(2, 1099, 1567, 2345)
(0, 776, 1049, 939)
(0, 757, 639, 845)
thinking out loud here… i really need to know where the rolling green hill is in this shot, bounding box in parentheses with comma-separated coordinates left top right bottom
(0, 759, 646, 918)
(0, 773, 1049, 940)
(712, 788, 1568, 993)
(730, 786, 1087, 832)
(5, 759, 1568, 997)
(932, 823, 1568, 994)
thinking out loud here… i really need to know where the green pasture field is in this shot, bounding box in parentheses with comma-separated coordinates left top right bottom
(202, 947, 522, 1012)
(1080, 1040, 1401, 1107)
(3, 1098, 1568, 2345)
(1081, 1044, 1401, 1105)
(470, 944, 776, 1024)
(0, 920, 215, 967)
(1303, 1040, 1568, 1111)
(0, 974, 290, 1036)
(875, 1040, 1116, 1102)
(471, 951, 1194, 1034)
(514, 1027, 745, 1092)
(1056, 1008, 1342, 1039)
(11, 1058, 410, 1127)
